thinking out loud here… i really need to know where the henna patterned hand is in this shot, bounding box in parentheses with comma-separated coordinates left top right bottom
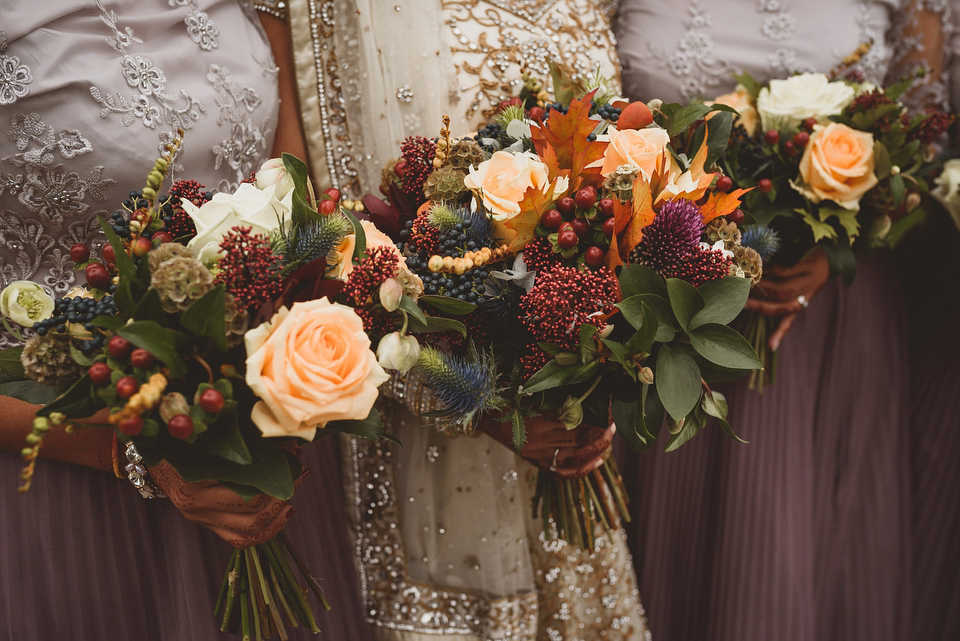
(149, 461, 295, 548)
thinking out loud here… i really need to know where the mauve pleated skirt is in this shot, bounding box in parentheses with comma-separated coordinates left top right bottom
(0, 434, 372, 640)
(624, 255, 910, 641)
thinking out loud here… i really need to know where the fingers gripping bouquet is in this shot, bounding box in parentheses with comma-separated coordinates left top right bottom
(0, 134, 426, 639)
(368, 71, 762, 548)
(710, 63, 952, 388)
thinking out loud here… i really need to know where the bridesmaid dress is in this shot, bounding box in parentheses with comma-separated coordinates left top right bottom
(0, 1, 369, 638)
(615, 1, 930, 640)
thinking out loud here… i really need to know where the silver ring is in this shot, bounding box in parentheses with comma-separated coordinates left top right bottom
(796, 294, 809, 308)
(549, 448, 560, 472)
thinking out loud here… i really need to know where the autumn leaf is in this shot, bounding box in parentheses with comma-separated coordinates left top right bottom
(502, 181, 561, 252)
(610, 175, 656, 260)
(605, 232, 624, 270)
(530, 90, 608, 185)
(699, 188, 751, 224)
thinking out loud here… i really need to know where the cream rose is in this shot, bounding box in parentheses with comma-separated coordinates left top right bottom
(757, 73, 855, 132)
(245, 298, 390, 440)
(708, 87, 758, 136)
(183, 182, 292, 263)
(794, 122, 877, 209)
(933, 158, 960, 232)
(463, 151, 567, 221)
(599, 127, 672, 179)
(332, 220, 424, 298)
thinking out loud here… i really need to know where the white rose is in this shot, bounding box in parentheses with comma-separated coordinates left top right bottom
(255, 158, 295, 200)
(376, 331, 421, 373)
(0, 281, 55, 327)
(183, 182, 292, 262)
(756, 73, 855, 132)
(933, 158, 960, 232)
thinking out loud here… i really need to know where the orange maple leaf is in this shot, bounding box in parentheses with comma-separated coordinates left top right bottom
(502, 182, 559, 253)
(530, 90, 608, 186)
(699, 188, 751, 224)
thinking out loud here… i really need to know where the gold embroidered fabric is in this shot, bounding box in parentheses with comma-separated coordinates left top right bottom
(252, 0, 287, 20)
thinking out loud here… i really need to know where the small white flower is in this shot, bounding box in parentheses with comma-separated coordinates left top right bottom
(0, 280, 54, 327)
(378, 278, 403, 312)
(254, 157, 295, 200)
(701, 240, 734, 260)
(376, 332, 421, 373)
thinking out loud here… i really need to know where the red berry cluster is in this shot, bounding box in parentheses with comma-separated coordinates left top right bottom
(344, 246, 400, 306)
(214, 226, 283, 312)
(398, 136, 437, 196)
(165, 179, 208, 239)
(667, 246, 732, 287)
(519, 266, 619, 348)
(520, 236, 562, 276)
(907, 111, 955, 145)
(518, 343, 552, 381)
(409, 207, 441, 254)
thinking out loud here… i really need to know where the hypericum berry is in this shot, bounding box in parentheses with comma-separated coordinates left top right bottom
(325, 187, 341, 203)
(118, 416, 143, 436)
(572, 217, 592, 237)
(85, 263, 112, 290)
(108, 335, 133, 359)
(319, 199, 337, 216)
(130, 349, 155, 369)
(598, 198, 615, 218)
(575, 188, 596, 210)
(758, 178, 773, 193)
(728, 209, 745, 225)
(199, 388, 225, 413)
(101, 244, 116, 264)
(784, 140, 796, 155)
(115, 376, 139, 399)
(167, 414, 194, 440)
(558, 221, 575, 234)
(88, 362, 112, 386)
(556, 196, 576, 216)
(152, 231, 173, 245)
(528, 106, 545, 122)
(70, 243, 91, 264)
(602, 217, 615, 237)
(802, 117, 817, 131)
(792, 131, 810, 148)
(393, 159, 407, 178)
(541, 209, 563, 230)
(715, 176, 733, 193)
(557, 229, 579, 249)
(764, 130, 780, 145)
(584, 246, 605, 267)
(132, 236, 153, 258)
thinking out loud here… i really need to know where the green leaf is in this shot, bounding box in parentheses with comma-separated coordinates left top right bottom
(112, 279, 136, 319)
(0, 379, 72, 406)
(701, 390, 748, 444)
(665, 278, 704, 330)
(704, 110, 734, 169)
(611, 396, 648, 452)
(522, 359, 598, 395)
(667, 103, 712, 137)
(537, 342, 564, 356)
(733, 71, 761, 99)
(37, 374, 101, 418)
(820, 240, 858, 286)
(617, 294, 676, 342)
(326, 408, 386, 441)
(578, 324, 599, 363)
(133, 288, 165, 323)
(664, 409, 704, 452)
(342, 207, 367, 262)
(602, 339, 637, 380)
(180, 286, 227, 353)
(69, 342, 97, 367)
(99, 217, 139, 288)
(199, 404, 252, 465)
(90, 315, 125, 331)
(282, 152, 310, 195)
(419, 295, 477, 315)
(873, 142, 892, 180)
(690, 276, 751, 329)
(655, 344, 702, 422)
(398, 295, 427, 326)
(619, 264, 668, 299)
(819, 204, 859, 243)
(0, 347, 25, 379)
(688, 323, 762, 370)
(406, 314, 468, 337)
(166, 443, 299, 500)
(624, 302, 658, 355)
(118, 321, 189, 377)
(511, 409, 526, 452)
(889, 174, 905, 207)
(799, 208, 838, 242)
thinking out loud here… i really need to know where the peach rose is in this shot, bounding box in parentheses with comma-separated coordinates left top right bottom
(332, 220, 423, 297)
(599, 127, 672, 180)
(794, 122, 877, 209)
(244, 298, 390, 440)
(708, 87, 758, 136)
(463, 151, 567, 221)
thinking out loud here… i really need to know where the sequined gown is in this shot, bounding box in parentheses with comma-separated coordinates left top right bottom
(615, 1, 934, 640)
(287, 1, 652, 639)
(0, 1, 370, 638)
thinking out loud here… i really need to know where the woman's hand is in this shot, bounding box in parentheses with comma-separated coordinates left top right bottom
(479, 413, 614, 480)
(744, 248, 830, 351)
(149, 462, 295, 548)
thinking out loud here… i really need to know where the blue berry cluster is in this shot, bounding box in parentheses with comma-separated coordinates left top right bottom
(33, 294, 119, 354)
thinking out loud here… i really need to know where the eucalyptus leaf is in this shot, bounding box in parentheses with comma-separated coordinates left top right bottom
(688, 323, 762, 370)
(655, 344, 702, 422)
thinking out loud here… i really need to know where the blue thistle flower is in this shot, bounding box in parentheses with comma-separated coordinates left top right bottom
(628, 198, 704, 270)
(740, 224, 781, 261)
(417, 346, 501, 427)
(274, 212, 352, 267)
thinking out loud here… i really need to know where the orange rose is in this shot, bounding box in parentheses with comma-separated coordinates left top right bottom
(463, 151, 567, 220)
(795, 122, 877, 209)
(244, 298, 389, 440)
(599, 127, 671, 179)
(332, 220, 423, 297)
(708, 88, 758, 136)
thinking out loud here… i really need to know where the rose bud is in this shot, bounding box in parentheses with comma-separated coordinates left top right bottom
(639, 367, 655, 385)
(376, 332, 421, 373)
(378, 277, 404, 312)
(158, 392, 191, 424)
(255, 157, 294, 200)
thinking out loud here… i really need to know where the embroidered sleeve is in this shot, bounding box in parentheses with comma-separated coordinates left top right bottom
(253, 0, 288, 20)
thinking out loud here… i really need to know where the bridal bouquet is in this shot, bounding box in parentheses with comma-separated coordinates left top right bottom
(365, 75, 762, 547)
(710, 70, 951, 387)
(0, 135, 424, 639)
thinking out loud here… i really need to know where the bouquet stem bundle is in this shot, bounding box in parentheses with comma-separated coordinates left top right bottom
(533, 455, 630, 550)
(215, 531, 328, 640)
(743, 312, 778, 392)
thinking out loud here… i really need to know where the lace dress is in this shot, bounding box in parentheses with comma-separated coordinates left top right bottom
(286, 2, 652, 639)
(0, 2, 369, 639)
(615, 2, 946, 640)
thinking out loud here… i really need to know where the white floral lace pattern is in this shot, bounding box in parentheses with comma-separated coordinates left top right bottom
(0, 31, 33, 105)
